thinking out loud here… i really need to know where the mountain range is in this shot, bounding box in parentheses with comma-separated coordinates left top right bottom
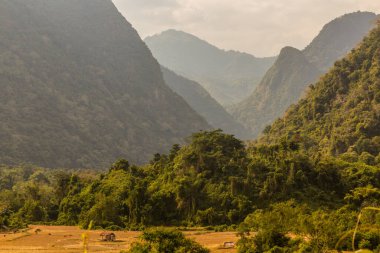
(0, 0, 210, 168)
(1, 1, 378, 170)
(145, 30, 276, 106)
(231, 12, 379, 138)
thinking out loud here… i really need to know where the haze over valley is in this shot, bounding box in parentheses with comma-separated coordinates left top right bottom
(0, 1, 380, 252)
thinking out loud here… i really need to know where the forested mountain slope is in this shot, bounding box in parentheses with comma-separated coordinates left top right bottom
(261, 21, 380, 163)
(232, 12, 378, 138)
(0, 0, 209, 168)
(145, 30, 276, 106)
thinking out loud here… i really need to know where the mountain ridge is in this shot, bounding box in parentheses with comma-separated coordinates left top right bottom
(0, 0, 210, 168)
(145, 29, 276, 106)
(303, 11, 379, 71)
(231, 11, 378, 138)
(260, 21, 380, 161)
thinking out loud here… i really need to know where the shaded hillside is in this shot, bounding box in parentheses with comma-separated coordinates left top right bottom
(0, 0, 209, 168)
(161, 67, 251, 139)
(232, 12, 378, 138)
(231, 47, 321, 137)
(145, 30, 276, 106)
(261, 22, 380, 162)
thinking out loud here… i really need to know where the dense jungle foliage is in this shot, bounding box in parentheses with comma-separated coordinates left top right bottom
(0, 130, 379, 252)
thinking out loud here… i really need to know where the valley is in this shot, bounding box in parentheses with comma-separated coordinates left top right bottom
(0, 0, 379, 252)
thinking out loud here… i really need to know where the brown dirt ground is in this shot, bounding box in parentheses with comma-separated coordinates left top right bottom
(0, 225, 238, 253)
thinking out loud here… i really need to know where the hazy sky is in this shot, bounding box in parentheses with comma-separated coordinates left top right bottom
(112, 0, 380, 57)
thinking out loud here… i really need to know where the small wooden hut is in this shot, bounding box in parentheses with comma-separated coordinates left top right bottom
(223, 241, 235, 248)
(100, 232, 116, 242)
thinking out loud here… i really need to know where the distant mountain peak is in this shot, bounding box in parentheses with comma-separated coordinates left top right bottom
(145, 30, 276, 106)
(303, 11, 378, 71)
(261, 22, 380, 158)
(154, 29, 197, 37)
(146, 29, 218, 51)
(279, 46, 302, 55)
(276, 46, 305, 63)
(232, 11, 377, 138)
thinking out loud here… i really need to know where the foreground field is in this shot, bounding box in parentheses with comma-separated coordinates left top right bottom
(0, 226, 238, 253)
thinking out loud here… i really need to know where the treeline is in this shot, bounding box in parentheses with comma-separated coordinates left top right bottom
(0, 130, 379, 251)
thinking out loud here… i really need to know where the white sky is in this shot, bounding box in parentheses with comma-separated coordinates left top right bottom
(112, 0, 380, 57)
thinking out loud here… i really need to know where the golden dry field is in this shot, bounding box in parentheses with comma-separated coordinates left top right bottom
(0, 226, 238, 253)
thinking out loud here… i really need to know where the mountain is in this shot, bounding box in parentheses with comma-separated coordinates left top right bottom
(0, 0, 210, 168)
(303, 12, 380, 71)
(145, 30, 276, 106)
(231, 12, 378, 138)
(261, 21, 380, 162)
(231, 47, 321, 137)
(161, 67, 251, 139)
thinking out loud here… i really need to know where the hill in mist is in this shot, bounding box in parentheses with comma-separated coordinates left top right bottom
(0, 0, 210, 168)
(161, 66, 251, 139)
(145, 30, 276, 106)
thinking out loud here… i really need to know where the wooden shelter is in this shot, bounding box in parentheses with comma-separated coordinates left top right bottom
(100, 232, 116, 242)
(223, 241, 235, 248)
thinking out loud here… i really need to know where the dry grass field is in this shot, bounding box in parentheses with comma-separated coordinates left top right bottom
(0, 225, 238, 253)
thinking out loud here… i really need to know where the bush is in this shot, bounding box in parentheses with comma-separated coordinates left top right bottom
(254, 230, 290, 252)
(127, 224, 146, 231)
(214, 225, 229, 232)
(106, 225, 123, 231)
(127, 228, 210, 253)
(237, 230, 292, 253)
(359, 230, 380, 250)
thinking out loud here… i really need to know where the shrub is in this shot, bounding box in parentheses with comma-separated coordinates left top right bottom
(237, 230, 292, 253)
(127, 228, 210, 253)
